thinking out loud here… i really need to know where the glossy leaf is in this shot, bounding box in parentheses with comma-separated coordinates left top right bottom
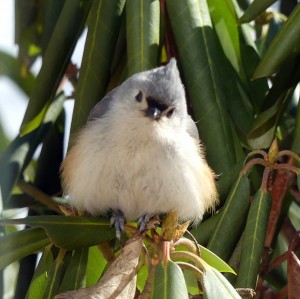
(126, 0, 160, 75)
(0, 227, 50, 270)
(152, 261, 189, 299)
(254, 5, 300, 78)
(0, 216, 115, 250)
(202, 263, 241, 299)
(200, 245, 236, 274)
(239, 0, 277, 23)
(166, 0, 238, 174)
(207, 0, 243, 78)
(20, 0, 91, 135)
(236, 189, 272, 289)
(208, 173, 250, 260)
(71, 0, 126, 134)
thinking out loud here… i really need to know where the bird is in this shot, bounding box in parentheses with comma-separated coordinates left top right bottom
(60, 59, 218, 238)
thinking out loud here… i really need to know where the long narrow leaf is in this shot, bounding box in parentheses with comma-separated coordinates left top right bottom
(166, 0, 238, 174)
(0, 216, 115, 250)
(26, 245, 54, 299)
(21, 0, 91, 135)
(254, 4, 300, 78)
(126, 0, 160, 75)
(0, 227, 50, 270)
(0, 93, 65, 204)
(208, 173, 250, 260)
(236, 189, 272, 289)
(71, 0, 126, 134)
(239, 0, 278, 24)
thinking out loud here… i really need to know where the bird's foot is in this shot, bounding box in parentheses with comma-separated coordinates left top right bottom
(138, 214, 151, 232)
(110, 209, 126, 239)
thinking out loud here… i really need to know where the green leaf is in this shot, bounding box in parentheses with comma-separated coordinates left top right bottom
(20, 0, 91, 135)
(137, 264, 148, 293)
(202, 263, 241, 299)
(126, 0, 160, 75)
(236, 189, 272, 289)
(208, 173, 250, 260)
(0, 216, 115, 250)
(26, 245, 54, 299)
(86, 246, 107, 286)
(43, 249, 66, 299)
(200, 245, 236, 274)
(207, 0, 244, 79)
(183, 269, 200, 295)
(59, 248, 89, 292)
(152, 261, 189, 299)
(239, 0, 278, 24)
(0, 227, 50, 270)
(247, 60, 298, 149)
(0, 50, 35, 96)
(166, 0, 239, 174)
(254, 5, 300, 78)
(71, 0, 126, 134)
(0, 93, 65, 204)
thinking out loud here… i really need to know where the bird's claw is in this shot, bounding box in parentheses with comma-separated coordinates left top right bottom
(138, 214, 151, 232)
(110, 209, 125, 239)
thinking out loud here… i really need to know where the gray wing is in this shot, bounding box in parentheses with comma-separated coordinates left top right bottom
(87, 89, 116, 122)
(186, 115, 199, 140)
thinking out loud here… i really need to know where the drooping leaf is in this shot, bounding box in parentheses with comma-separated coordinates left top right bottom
(200, 245, 236, 274)
(0, 227, 50, 270)
(236, 188, 272, 289)
(152, 260, 189, 299)
(126, 0, 160, 75)
(0, 216, 115, 250)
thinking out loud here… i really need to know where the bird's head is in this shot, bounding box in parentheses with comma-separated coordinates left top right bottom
(113, 59, 187, 125)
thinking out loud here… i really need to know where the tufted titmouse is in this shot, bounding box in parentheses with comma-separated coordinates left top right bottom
(61, 59, 218, 237)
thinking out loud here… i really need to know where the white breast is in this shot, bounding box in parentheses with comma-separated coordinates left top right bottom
(61, 113, 217, 223)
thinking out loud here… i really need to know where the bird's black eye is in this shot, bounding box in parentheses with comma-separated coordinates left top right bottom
(135, 91, 143, 102)
(166, 107, 175, 118)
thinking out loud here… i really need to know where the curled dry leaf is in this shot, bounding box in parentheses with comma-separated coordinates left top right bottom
(55, 236, 143, 299)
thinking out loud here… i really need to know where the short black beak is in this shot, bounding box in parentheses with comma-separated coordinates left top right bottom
(146, 107, 161, 120)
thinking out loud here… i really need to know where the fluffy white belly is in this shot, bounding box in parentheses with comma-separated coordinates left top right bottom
(61, 121, 216, 223)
